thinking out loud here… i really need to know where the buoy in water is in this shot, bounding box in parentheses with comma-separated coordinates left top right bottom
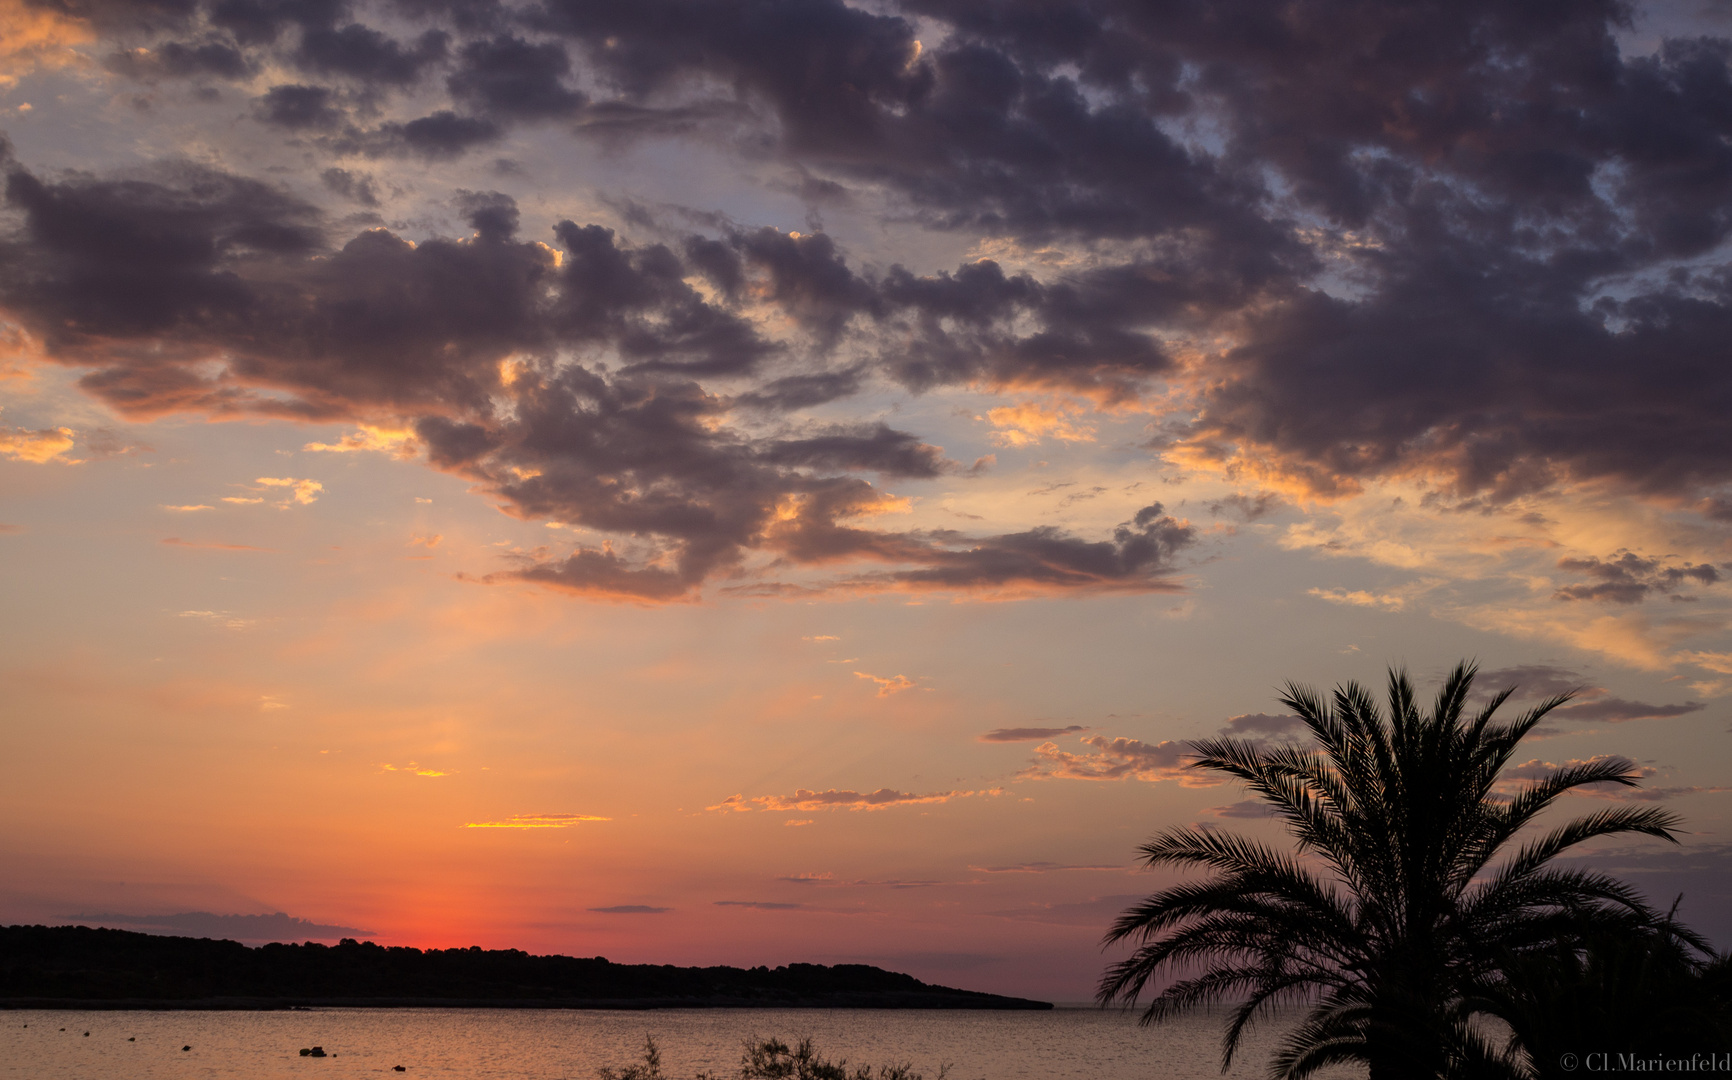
(394, 1066, 407, 1072)
(182, 1045, 192, 1051)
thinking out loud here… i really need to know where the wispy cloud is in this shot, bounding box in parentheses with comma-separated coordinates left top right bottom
(709, 787, 999, 813)
(855, 671, 916, 696)
(979, 724, 1086, 742)
(969, 861, 1121, 873)
(1307, 587, 1405, 611)
(381, 762, 453, 778)
(161, 537, 275, 552)
(588, 904, 668, 914)
(464, 813, 609, 827)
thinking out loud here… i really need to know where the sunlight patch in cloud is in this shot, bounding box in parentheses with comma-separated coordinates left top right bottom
(0, 425, 75, 463)
(256, 477, 324, 505)
(1307, 587, 1405, 611)
(855, 671, 915, 696)
(984, 399, 1096, 448)
(304, 425, 416, 457)
(382, 762, 453, 777)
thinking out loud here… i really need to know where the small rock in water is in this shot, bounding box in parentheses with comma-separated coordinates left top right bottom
(128, 1037, 135, 1041)
(394, 1067, 406, 1072)
(182, 1045, 192, 1052)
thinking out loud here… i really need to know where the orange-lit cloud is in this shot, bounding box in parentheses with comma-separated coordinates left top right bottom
(161, 537, 275, 552)
(0, 425, 76, 463)
(304, 425, 417, 457)
(854, 671, 915, 696)
(463, 813, 611, 828)
(708, 787, 1001, 813)
(0, 0, 92, 87)
(257, 477, 324, 505)
(161, 504, 214, 512)
(381, 762, 453, 777)
(984, 399, 1097, 447)
(1022, 734, 1212, 784)
(1307, 587, 1406, 611)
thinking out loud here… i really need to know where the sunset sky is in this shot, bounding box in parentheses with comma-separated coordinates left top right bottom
(3, 0, 1732, 1002)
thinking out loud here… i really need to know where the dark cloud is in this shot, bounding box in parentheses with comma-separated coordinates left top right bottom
(968, 861, 1119, 872)
(447, 35, 587, 118)
(1472, 666, 1705, 724)
(209, 0, 345, 46)
(295, 23, 449, 85)
(1218, 712, 1304, 738)
(978, 724, 1086, 742)
(64, 910, 370, 942)
(1476, 664, 1589, 699)
(1206, 492, 1286, 521)
(254, 83, 344, 129)
(513, 0, 1732, 505)
(320, 166, 379, 206)
(1553, 697, 1708, 723)
(107, 37, 253, 81)
(588, 904, 670, 914)
(38, 0, 1732, 523)
(1553, 552, 1723, 604)
(368, 110, 504, 159)
(31, 0, 1732, 602)
(714, 900, 804, 910)
(1204, 799, 1279, 819)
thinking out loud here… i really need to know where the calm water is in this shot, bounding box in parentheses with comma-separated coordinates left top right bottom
(1, 1007, 1363, 1080)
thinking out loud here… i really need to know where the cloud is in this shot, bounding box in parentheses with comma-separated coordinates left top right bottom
(855, 671, 915, 697)
(1022, 734, 1205, 784)
(978, 724, 1086, 742)
(0, 425, 75, 463)
(1553, 552, 1722, 605)
(382, 762, 453, 778)
(1307, 587, 1405, 612)
(161, 504, 213, 512)
(64, 910, 370, 943)
(708, 787, 999, 813)
(985, 895, 1150, 927)
(1204, 799, 1280, 819)
(1219, 713, 1305, 739)
(588, 904, 669, 914)
(303, 424, 415, 455)
(1552, 697, 1707, 723)
(1471, 665, 1705, 724)
(12, 0, 1732, 639)
(161, 537, 274, 552)
(256, 477, 323, 505)
(713, 900, 804, 910)
(969, 861, 1121, 873)
(463, 813, 610, 827)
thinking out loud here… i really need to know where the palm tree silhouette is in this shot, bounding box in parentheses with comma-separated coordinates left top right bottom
(1098, 661, 1682, 1079)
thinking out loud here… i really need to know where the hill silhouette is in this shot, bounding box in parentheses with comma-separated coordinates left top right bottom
(0, 925, 1050, 1010)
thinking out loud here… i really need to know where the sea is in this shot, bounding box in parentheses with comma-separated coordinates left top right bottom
(2, 1006, 1364, 1079)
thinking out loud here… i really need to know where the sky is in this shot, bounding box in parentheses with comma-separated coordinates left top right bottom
(2, 0, 1732, 1003)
